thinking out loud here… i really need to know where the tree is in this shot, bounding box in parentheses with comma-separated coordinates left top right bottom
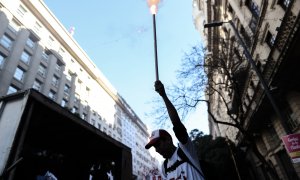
(151, 44, 279, 180)
(189, 129, 248, 180)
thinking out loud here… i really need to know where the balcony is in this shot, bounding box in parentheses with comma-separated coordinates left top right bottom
(229, 62, 250, 114)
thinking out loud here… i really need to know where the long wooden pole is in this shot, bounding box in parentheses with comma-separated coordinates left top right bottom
(152, 14, 159, 81)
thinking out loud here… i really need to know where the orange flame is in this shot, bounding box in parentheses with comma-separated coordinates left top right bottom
(150, 5, 157, 14)
(147, 0, 160, 14)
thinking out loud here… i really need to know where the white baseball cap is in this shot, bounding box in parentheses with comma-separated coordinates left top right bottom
(145, 129, 171, 149)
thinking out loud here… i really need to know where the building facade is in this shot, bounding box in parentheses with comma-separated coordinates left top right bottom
(0, 0, 159, 179)
(193, 0, 300, 179)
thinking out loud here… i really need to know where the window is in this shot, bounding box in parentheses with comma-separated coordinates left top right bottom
(0, 53, 6, 68)
(20, 51, 31, 64)
(257, 61, 263, 72)
(32, 80, 42, 91)
(72, 106, 78, 113)
(117, 118, 122, 126)
(83, 100, 88, 110)
(81, 113, 87, 120)
(66, 71, 72, 81)
(64, 84, 70, 94)
(267, 125, 280, 149)
(284, 101, 299, 130)
(17, 5, 27, 17)
(249, 16, 258, 33)
(48, 36, 54, 47)
(265, 31, 276, 47)
(58, 47, 65, 56)
(26, 37, 35, 49)
(42, 51, 49, 62)
(8, 19, 20, 34)
(0, 34, 13, 50)
(52, 75, 59, 87)
(240, 26, 252, 48)
(33, 21, 42, 34)
(74, 93, 80, 104)
(61, 99, 68, 107)
(245, 0, 260, 17)
(37, 64, 47, 77)
(278, 0, 291, 10)
(14, 67, 25, 81)
(48, 90, 56, 100)
(7, 85, 18, 95)
(55, 63, 62, 73)
(91, 119, 95, 126)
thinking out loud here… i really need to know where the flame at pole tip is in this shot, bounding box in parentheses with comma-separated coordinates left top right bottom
(147, 0, 160, 14)
(150, 5, 157, 14)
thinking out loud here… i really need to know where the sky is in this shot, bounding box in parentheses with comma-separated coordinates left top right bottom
(43, 0, 209, 136)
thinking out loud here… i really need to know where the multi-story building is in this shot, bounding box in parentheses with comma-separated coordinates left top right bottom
(118, 97, 160, 179)
(193, 0, 300, 179)
(0, 0, 159, 179)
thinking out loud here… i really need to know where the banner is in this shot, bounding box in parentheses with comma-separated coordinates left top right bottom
(282, 133, 300, 163)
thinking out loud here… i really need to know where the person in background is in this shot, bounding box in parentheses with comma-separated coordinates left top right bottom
(145, 80, 205, 180)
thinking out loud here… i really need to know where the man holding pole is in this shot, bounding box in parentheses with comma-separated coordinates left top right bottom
(145, 1, 204, 178)
(145, 80, 205, 179)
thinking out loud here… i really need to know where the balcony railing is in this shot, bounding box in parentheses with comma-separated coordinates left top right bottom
(245, 0, 260, 17)
(240, 26, 252, 48)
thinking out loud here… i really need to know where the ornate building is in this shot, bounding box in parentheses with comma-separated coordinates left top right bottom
(193, 0, 300, 179)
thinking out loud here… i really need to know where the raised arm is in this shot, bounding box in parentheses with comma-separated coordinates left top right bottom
(155, 80, 188, 144)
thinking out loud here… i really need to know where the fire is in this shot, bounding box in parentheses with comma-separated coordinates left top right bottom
(147, 0, 160, 14)
(150, 5, 157, 14)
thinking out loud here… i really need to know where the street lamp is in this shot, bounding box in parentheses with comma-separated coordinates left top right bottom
(204, 20, 290, 133)
(147, 0, 160, 81)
